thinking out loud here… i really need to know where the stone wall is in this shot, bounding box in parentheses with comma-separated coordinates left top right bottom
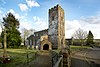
(34, 29, 48, 49)
(48, 4, 65, 49)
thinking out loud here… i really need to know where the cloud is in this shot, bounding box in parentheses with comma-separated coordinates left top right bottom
(8, 10, 33, 30)
(18, 3, 28, 11)
(20, 21, 33, 30)
(7, 9, 22, 20)
(81, 21, 100, 39)
(0, 9, 3, 20)
(7, 9, 33, 32)
(0, 7, 6, 20)
(19, 16, 47, 32)
(65, 20, 81, 38)
(0, 8, 6, 32)
(65, 16, 100, 39)
(33, 16, 48, 31)
(18, 0, 40, 11)
(80, 16, 100, 24)
(6, 9, 33, 31)
(65, 20, 81, 30)
(26, 0, 40, 8)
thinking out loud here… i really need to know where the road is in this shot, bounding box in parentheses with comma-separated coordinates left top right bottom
(71, 47, 100, 67)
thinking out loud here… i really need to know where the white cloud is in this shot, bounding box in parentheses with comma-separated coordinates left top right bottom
(20, 16, 47, 32)
(7, 9, 22, 20)
(65, 20, 81, 30)
(81, 23, 100, 39)
(0, 8, 6, 32)
(0, 10, 3, 20)
(65, 20, 81, 38)
(6, 9, 33, 31)
(0, 8, 6, 20)
(97, 11, 100, 16)
(18, 0, 40, 12)
(65, 16, 100, 39)
(33, 16, 48, 31)
(20, 21, 33, 30)
(18, 3, 28, 11)
(80, 16, 100, 24)
(26, 0, 40, 8)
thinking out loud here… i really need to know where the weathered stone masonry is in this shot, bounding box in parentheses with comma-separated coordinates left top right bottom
(27, 4, 65, 50)
(48, 4, 65, 49)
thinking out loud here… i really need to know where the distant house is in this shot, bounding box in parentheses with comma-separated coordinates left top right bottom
(65, 39, 84, 46)
(65, 39, 72, 45)
(94, 39, 100, 45)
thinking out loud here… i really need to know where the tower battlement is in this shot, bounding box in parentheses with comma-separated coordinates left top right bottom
(49, 4, 64, 12)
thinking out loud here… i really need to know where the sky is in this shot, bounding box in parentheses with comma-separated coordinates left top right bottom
(0, 0, 100, 39)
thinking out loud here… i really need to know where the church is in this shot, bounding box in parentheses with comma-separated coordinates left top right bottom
(27, 4, 65, 50)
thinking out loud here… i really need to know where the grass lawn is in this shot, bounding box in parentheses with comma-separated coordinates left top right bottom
(70, 45, 92, 52)
(0, 48, 37, 67)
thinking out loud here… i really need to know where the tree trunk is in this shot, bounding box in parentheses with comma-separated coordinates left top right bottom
(3, 28, 7, 58)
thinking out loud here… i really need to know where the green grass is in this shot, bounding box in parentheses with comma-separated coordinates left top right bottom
(70, 45, 91, 49)
(0, 48, 37, 67)
(70, 45, 91, 52)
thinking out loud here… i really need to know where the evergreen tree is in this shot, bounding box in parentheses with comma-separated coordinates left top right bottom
(1, 12, 22, 48)
(86, 30, 94, 46)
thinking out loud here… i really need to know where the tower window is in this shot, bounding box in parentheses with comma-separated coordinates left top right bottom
(52, 16, 54, 20)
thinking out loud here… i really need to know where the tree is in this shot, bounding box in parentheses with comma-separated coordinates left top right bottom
(0, 16, 7, 58)
(0, 22, 3, 43)
(1, 12, 22, 48)
(72, 28, 87, 46)
(86, 30, 94, 46)
(21, 28, 36, 45)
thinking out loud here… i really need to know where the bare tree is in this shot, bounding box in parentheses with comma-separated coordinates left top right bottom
(72, 28, 87, 46)
(21, 28, 36, 45)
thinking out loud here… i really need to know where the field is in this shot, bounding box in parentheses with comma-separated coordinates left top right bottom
(70, 45, 91, 49)
(70, 45, 92, 53)
(0, 48, 37, 67)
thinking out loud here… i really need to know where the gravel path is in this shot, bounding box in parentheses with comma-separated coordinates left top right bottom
(28, 51, 52, 67)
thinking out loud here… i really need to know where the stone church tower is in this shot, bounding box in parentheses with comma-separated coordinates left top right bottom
(48, 4, 65, 49)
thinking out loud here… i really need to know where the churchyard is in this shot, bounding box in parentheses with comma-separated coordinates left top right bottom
(0, 48, 37, 67)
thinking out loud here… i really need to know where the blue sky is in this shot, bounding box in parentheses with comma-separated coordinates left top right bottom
(0, 0, 100, 39)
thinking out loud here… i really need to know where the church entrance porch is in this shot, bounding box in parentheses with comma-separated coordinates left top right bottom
(41, 40, 52, 50)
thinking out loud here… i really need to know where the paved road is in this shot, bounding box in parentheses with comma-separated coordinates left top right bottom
(71, 47, 100, 67)
(71, 58, 100, 67)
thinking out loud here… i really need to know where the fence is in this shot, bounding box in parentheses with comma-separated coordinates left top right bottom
(15, 51, 37, 67)
(52, 52, 63, 67)
(53, 55, 63, 67)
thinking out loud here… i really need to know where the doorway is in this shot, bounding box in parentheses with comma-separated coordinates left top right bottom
(43, 44, 49, 50)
